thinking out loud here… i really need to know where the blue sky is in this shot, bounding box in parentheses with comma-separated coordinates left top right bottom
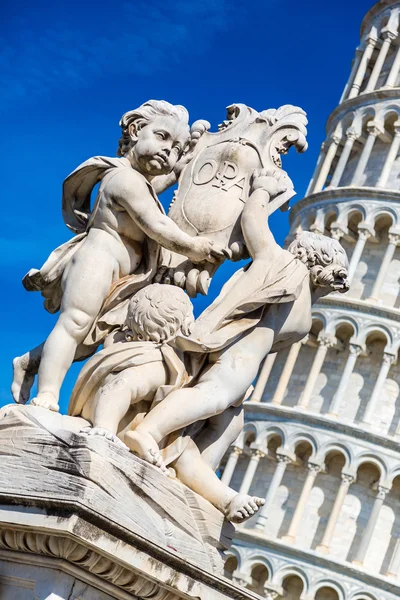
(1, 0, 373, 413)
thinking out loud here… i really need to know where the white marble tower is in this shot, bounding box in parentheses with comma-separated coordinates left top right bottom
(223, 2, 400, 599)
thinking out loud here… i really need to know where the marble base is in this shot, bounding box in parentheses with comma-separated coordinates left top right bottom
(0, 405, 260, 600)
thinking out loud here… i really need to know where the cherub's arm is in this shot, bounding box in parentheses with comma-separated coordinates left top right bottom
(111, 171, 224, 264)
(241, 169, 286, 263)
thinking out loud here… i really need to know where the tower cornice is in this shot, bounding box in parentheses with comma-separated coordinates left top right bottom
(327, 87, 400, 131)
(290, 186, 400, 223)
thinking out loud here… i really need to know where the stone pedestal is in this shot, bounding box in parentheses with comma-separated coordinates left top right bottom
(0, 405, 259, 600)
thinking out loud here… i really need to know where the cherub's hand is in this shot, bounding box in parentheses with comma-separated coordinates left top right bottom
(187, 237, 228, 264)
(251, 168, 288, 198)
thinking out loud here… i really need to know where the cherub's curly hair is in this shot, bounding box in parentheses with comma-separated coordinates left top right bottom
(117, 100, 190, 156)
(288, 231, 350, 293)
(126, 283, 194, 344)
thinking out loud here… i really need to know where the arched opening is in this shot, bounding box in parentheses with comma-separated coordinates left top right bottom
(320, 321, 356, 415)
(325, 209, 338, 234)
(315, 586, 339, 600)
(381, 474, 400, 575)
(340, 209, 364, 282)
(247, 563, 270, 595)
(311, 448, 346, 550)
(281, 575, 304, 600)
(354, 330, 390, 426)
(340, 110, 375, 187)
(228, 427, 257, 493)
(281, 317, 325, 411)
(294, 440, 313, 463)
(346, 461, 382, 563)
(277, 442, 318, 543)
(223, 555, 238, 580)
(357, 213, 394, 301)
(268, 433, 284, 456)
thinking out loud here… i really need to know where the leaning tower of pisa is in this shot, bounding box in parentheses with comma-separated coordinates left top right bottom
(222, 2, 400, 599)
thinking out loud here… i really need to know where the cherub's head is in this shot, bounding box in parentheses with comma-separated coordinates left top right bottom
(288, 232, 350, 294)
(126, 283, 194, 344)
(117, 100, 190, 176)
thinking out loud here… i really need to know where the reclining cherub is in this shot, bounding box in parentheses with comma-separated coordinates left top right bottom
(70, 283, 265, 523)
(12, 100, 223, 412)
(126, 169, 350, 471)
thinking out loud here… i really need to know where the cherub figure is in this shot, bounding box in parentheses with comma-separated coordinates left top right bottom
(126, 170, 350, 469)
(70, 283, 264, 523)
(12, 101, 223, 412)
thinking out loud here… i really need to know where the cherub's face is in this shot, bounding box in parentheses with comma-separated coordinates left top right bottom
(132, 115, 189, 176)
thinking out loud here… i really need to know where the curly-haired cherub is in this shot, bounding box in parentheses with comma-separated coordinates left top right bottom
(126, 170, 350, 474)
(12, 101, 224, 412)
(70, 283, 264, 523)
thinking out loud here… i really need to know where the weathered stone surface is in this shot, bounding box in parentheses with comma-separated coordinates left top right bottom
(0, 404, 263, 600)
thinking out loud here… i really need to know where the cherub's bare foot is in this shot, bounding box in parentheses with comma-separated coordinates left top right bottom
(11, 356, 36, 404)
(31, 393, 59, 412)
(124, 429, 168, 474)
(80, 426, 128, 449)
(225, 494, 265, 523)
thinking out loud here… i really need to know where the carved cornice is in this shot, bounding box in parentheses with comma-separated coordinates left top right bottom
(0, 525, 261, 600)
(244, 402, 400, 457)
(328, 87, 400, 130)
(235, 530, 400, 597)
(290, 186, 400, 223)
(316, 295, 400, 323)
(0, 528, 178, 599)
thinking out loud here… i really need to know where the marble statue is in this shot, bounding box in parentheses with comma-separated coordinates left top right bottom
(122, 172, 350, 481)
(8, 100, 349, 527)
(67, 282, 260, 522)
(11, 101, 223, 412)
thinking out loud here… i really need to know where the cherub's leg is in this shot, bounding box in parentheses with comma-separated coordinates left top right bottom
(83, 373, 134, 435)
(195, 405, 244, 471)
(33, 249, 116, 411)
(128, 326, 274, 464)
(173, 439, 264, 523)
(12, 342, 96, 405)
(12, 342, 43, 404)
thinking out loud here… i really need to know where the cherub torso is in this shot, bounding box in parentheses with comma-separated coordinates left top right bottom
(87, 167, 149, 278)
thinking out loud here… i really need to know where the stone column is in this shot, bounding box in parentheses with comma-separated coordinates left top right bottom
(306, 142, 326, 196)
(347, 227, 372, 284)
(232, 570, 252, 587)
(310, 208, 325, 236)
(328, 344, 363, 417)
(329, 128, 358, 188)
(283, 463, 322, 543)
(386, 536, 400, 578)
(368, 233, 400, 302)
(385, 43, 400, 88)
(353, 486, 390, 565)
(251, 353, 277, 403)
(377, 124, 400, 188)
(351, 123, 381, 186)
(239, 450, 265, 495)
(362, 352, 396, 425)
(298, 334, 335, 410)
(348, 36, 378, 99)
(255, 454, 292, 531)
(364, 31, 397, 93)
(330, 224, 347, 242)
(316, 474, 355, 553)
(311, 135, 340, 194)
(340, 47, 363, 102)
(221, 446, 242, 486)
(272, 338, 308, 406)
